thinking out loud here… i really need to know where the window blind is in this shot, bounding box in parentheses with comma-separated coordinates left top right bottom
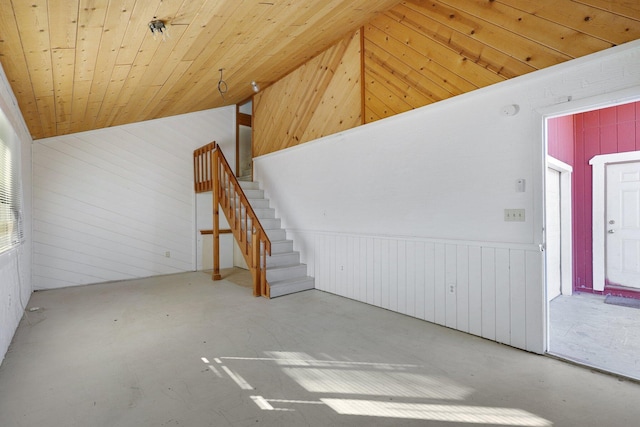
(0, 132, 23, 253)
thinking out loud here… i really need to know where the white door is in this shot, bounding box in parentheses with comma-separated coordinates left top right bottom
(606, 161, 640, 289)
(546, 167, 562, 300)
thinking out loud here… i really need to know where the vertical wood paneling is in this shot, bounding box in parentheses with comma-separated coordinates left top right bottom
(373, 238, 382, 306)
(356, 238, 366, 301)
(510, 249, 527, 349)
(365, 238, 374, 304)
(495, 248, 511, 344)
(397, 241, 407, 314)
(468, 246, 483, 336)
(329, 235, 337, 295)
(347, 235, 356, 299)
(481, 247, 496, 340)
(415, 242, 426, 320)
(406, 241, 416, 317)
(456, 245, 470, 333)
(380, 239, 390, 309)
(253, 30, 363, 157)
(389, 240, 398, 311)
(424, 243, 436, 323)
(305, 230, 543, 352)
(525, 250, 544, 353)
(434, 243, 446, 325)
(445, 244, 457, 329)
(570, 101, 640, 293)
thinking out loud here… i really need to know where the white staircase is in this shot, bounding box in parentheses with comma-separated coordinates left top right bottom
(238, 181, 315, 298)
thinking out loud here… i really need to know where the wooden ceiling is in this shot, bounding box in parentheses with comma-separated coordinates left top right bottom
(363, 0, 640, 122)
(1, 0, 639, 141)
(0, 0, 402, 139)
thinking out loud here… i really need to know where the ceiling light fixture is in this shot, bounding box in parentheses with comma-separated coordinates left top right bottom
(148, 17, 169, 41)
(218, 69, 228, 100)
(251, 81, 260, 93)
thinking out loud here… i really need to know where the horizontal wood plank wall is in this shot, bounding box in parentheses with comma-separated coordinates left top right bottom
(363, 0, 640, 123)
(32, 108, 234, 290)
(253, 30, 362, 157)
(290, 230, 543, 353)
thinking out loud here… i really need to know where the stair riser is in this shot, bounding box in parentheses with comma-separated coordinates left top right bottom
(266, 252, 300, 268)
(247, 198, 270, 209)
(243, 189, 264, 199)
(246, 228, 286, 241)
(234, 207, 275, 219)
(238, 181, 260, 190)
(265, 228, 286, 241)
(269, 278, 315, 298)
(271, 241, 294, 254)
(235, 208, 275, 219)
(266, 265, 308, 282)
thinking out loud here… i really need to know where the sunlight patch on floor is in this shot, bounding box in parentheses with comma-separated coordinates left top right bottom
(322, 399, 552, 426)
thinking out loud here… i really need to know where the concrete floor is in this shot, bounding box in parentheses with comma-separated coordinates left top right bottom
(549, 292, 640, 381)
(1, 270, 640, 427)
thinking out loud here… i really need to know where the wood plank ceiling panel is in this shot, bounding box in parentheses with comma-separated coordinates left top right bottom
(0, 0, 42, 136)
(1, 0, 639, 139)
(1, 0, 404, 139)
(363, 0, 640, 124)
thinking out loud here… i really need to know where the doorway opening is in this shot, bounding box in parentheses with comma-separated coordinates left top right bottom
(236, 98, 253, 181)
(545, 99, 640, 381)
(233, 98, 253, 269)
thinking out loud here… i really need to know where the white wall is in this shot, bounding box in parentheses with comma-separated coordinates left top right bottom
(196, 192, 234, 270)
(254, 40, 640, 354)
(0, 63, 32, 364)
(33, 107, 235, 290)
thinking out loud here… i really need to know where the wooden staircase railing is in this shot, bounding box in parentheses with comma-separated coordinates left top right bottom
(194, 142, 272, 297)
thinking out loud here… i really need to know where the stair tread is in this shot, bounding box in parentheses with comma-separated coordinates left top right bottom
(267, 251, 298, 257)
(267, 263, 306, 271)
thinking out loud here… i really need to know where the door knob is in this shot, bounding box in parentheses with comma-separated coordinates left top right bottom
(608, 229, 615, 234)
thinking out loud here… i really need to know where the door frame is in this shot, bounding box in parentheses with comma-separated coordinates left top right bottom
(538, 87, 640, 352)
(589, 151, 640, 291)
(546, 156, 573, 298)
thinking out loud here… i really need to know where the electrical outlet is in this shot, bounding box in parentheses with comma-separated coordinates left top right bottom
(165, 251, 171, 258)
(449, 284, 455, 293)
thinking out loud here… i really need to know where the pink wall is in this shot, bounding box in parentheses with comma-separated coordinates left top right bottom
(549, 101, 640, 296)
(547, 115, 574, 165)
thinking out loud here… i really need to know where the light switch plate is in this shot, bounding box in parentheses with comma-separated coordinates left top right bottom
(504, 209, 525, 222)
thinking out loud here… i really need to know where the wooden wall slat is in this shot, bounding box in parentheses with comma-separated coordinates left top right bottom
(295, 229, 544, 352)
(253, 30, 362, 157)
(408, 0, 571, 68)
(361, 0, 639, 124)
(576, 0, 640, 21)
(456, 245, 470, 333)
(500, 0, 640, 46)
(392, 3, 537, 79)
(439, 0, 613, 58)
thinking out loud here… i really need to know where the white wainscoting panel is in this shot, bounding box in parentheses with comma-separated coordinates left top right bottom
(290, 230, 543, 353)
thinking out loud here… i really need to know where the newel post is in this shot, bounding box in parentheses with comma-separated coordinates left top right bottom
(212, 146, 222, 280)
